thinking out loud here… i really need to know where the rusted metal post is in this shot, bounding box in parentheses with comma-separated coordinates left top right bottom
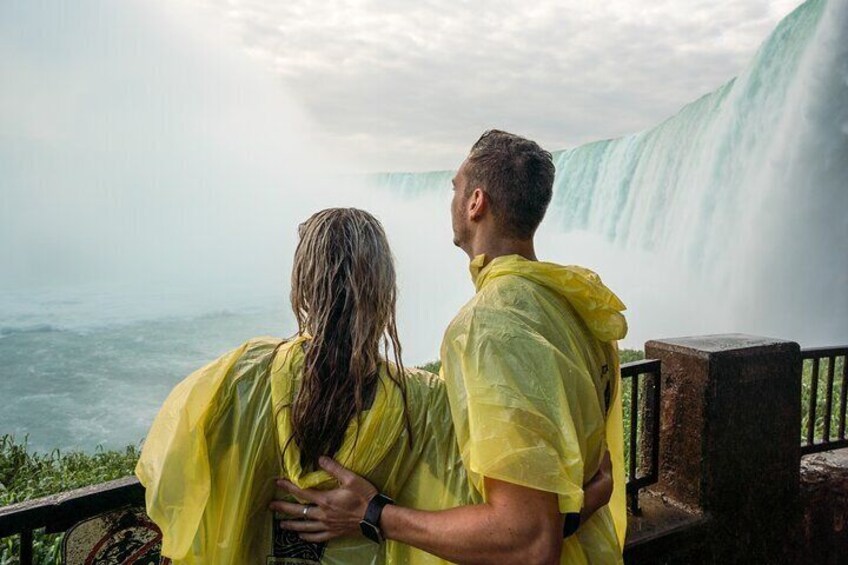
(645, 334, 801, 563)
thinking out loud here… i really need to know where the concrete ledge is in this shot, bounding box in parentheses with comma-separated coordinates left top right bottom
(797, 448, 848, 564)
(646, 333, 798, 359)
(624, 491, 710, 564)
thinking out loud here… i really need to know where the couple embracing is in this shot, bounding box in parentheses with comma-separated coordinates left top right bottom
(136, 130, 629, 564)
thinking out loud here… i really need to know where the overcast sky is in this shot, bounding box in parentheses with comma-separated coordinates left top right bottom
(202, 0, 804, 171)
(1, 0, 805, 175)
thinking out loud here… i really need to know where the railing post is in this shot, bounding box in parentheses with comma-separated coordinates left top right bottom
(621, 360, 663, 515)
(645, 334, 802, 562)
(636, 368, 661, 493)
(628, 373, 639, 513)
(20, 530, 33, 565)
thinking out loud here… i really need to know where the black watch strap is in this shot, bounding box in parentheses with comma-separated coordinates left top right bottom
(360, 493, 394, 544)
(562, 512, 581, 538)
(364, 492, 394, 526)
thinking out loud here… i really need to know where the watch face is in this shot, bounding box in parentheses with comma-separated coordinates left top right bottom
(359, 520, 383, 544)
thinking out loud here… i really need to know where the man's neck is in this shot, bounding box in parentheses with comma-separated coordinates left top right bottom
(467, 236, 537, 267)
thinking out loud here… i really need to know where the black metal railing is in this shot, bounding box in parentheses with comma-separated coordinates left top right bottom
(0, 477, 144, 565)
(621, 359, 662, 514)
(800, 346, 848, 455)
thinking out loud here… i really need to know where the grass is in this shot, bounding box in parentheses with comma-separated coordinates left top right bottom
(619, 351, 648, 478)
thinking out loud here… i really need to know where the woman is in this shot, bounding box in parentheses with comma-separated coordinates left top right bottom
(136, 208, 612, 564)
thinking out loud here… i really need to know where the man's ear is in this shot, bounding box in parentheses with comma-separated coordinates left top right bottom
(468, 187, 488, 221)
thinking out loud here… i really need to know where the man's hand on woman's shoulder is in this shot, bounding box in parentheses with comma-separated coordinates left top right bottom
(270, 456, 378, 543)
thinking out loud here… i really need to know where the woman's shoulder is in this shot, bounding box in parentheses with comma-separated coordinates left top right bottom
(398, 366, 449, 423)
(206, 336, 289, 380)
(402, 366, 445, 393)
(238, 335, 294, 358)
(241, 335, 283, 349)
(235, 335, 307, 374)
(173, 336, 295, 404)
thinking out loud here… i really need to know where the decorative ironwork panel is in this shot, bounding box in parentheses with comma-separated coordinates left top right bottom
(62, 506, 169, 565)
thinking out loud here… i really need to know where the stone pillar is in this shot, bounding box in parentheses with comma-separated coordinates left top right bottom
(645, 334, 802, 562)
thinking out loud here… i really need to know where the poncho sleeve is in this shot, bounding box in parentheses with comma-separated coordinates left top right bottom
(443, 307, 602, 515)
(392, 369, 477, 512)
(135, 339, 280, 561)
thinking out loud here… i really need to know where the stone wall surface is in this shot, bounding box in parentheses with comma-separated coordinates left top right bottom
(796, 450, 848, 564)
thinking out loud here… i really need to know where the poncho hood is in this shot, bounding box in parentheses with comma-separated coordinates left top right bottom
(470, 254, 628, 342)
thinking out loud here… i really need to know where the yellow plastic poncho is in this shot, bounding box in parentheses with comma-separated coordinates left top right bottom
(440, 254, 628, 565)
(136, 336, 475, 565)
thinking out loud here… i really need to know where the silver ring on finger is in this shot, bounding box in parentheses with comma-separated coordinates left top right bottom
(302, 505, 310, 518)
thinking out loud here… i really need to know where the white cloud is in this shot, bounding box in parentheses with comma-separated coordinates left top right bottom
(200, 0, 803, 171)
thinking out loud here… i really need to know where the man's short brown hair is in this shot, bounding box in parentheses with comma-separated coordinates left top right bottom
(465, 130, 555, 239)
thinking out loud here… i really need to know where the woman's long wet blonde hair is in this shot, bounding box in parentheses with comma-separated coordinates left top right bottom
(289, 208, 410, 469)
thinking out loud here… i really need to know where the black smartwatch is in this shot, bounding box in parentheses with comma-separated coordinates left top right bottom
(359, 493, 394, 544)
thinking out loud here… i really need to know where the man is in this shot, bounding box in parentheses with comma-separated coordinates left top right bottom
(272, 130, 628, 564)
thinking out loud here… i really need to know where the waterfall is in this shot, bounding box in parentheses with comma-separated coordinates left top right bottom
(368, 0, 848, 348)
(1, 0, 845, 451)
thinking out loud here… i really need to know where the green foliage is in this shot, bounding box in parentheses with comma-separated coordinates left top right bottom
(0, 436, 141, 507)
(801, 356, 846, 444)
(618, 350, 647, 475)
(0, 435, 140, 565)
(619, 349, 646, 364)
(416, 360, 442, 374)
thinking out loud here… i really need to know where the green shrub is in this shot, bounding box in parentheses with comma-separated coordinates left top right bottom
(416, 360, 442, 374)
